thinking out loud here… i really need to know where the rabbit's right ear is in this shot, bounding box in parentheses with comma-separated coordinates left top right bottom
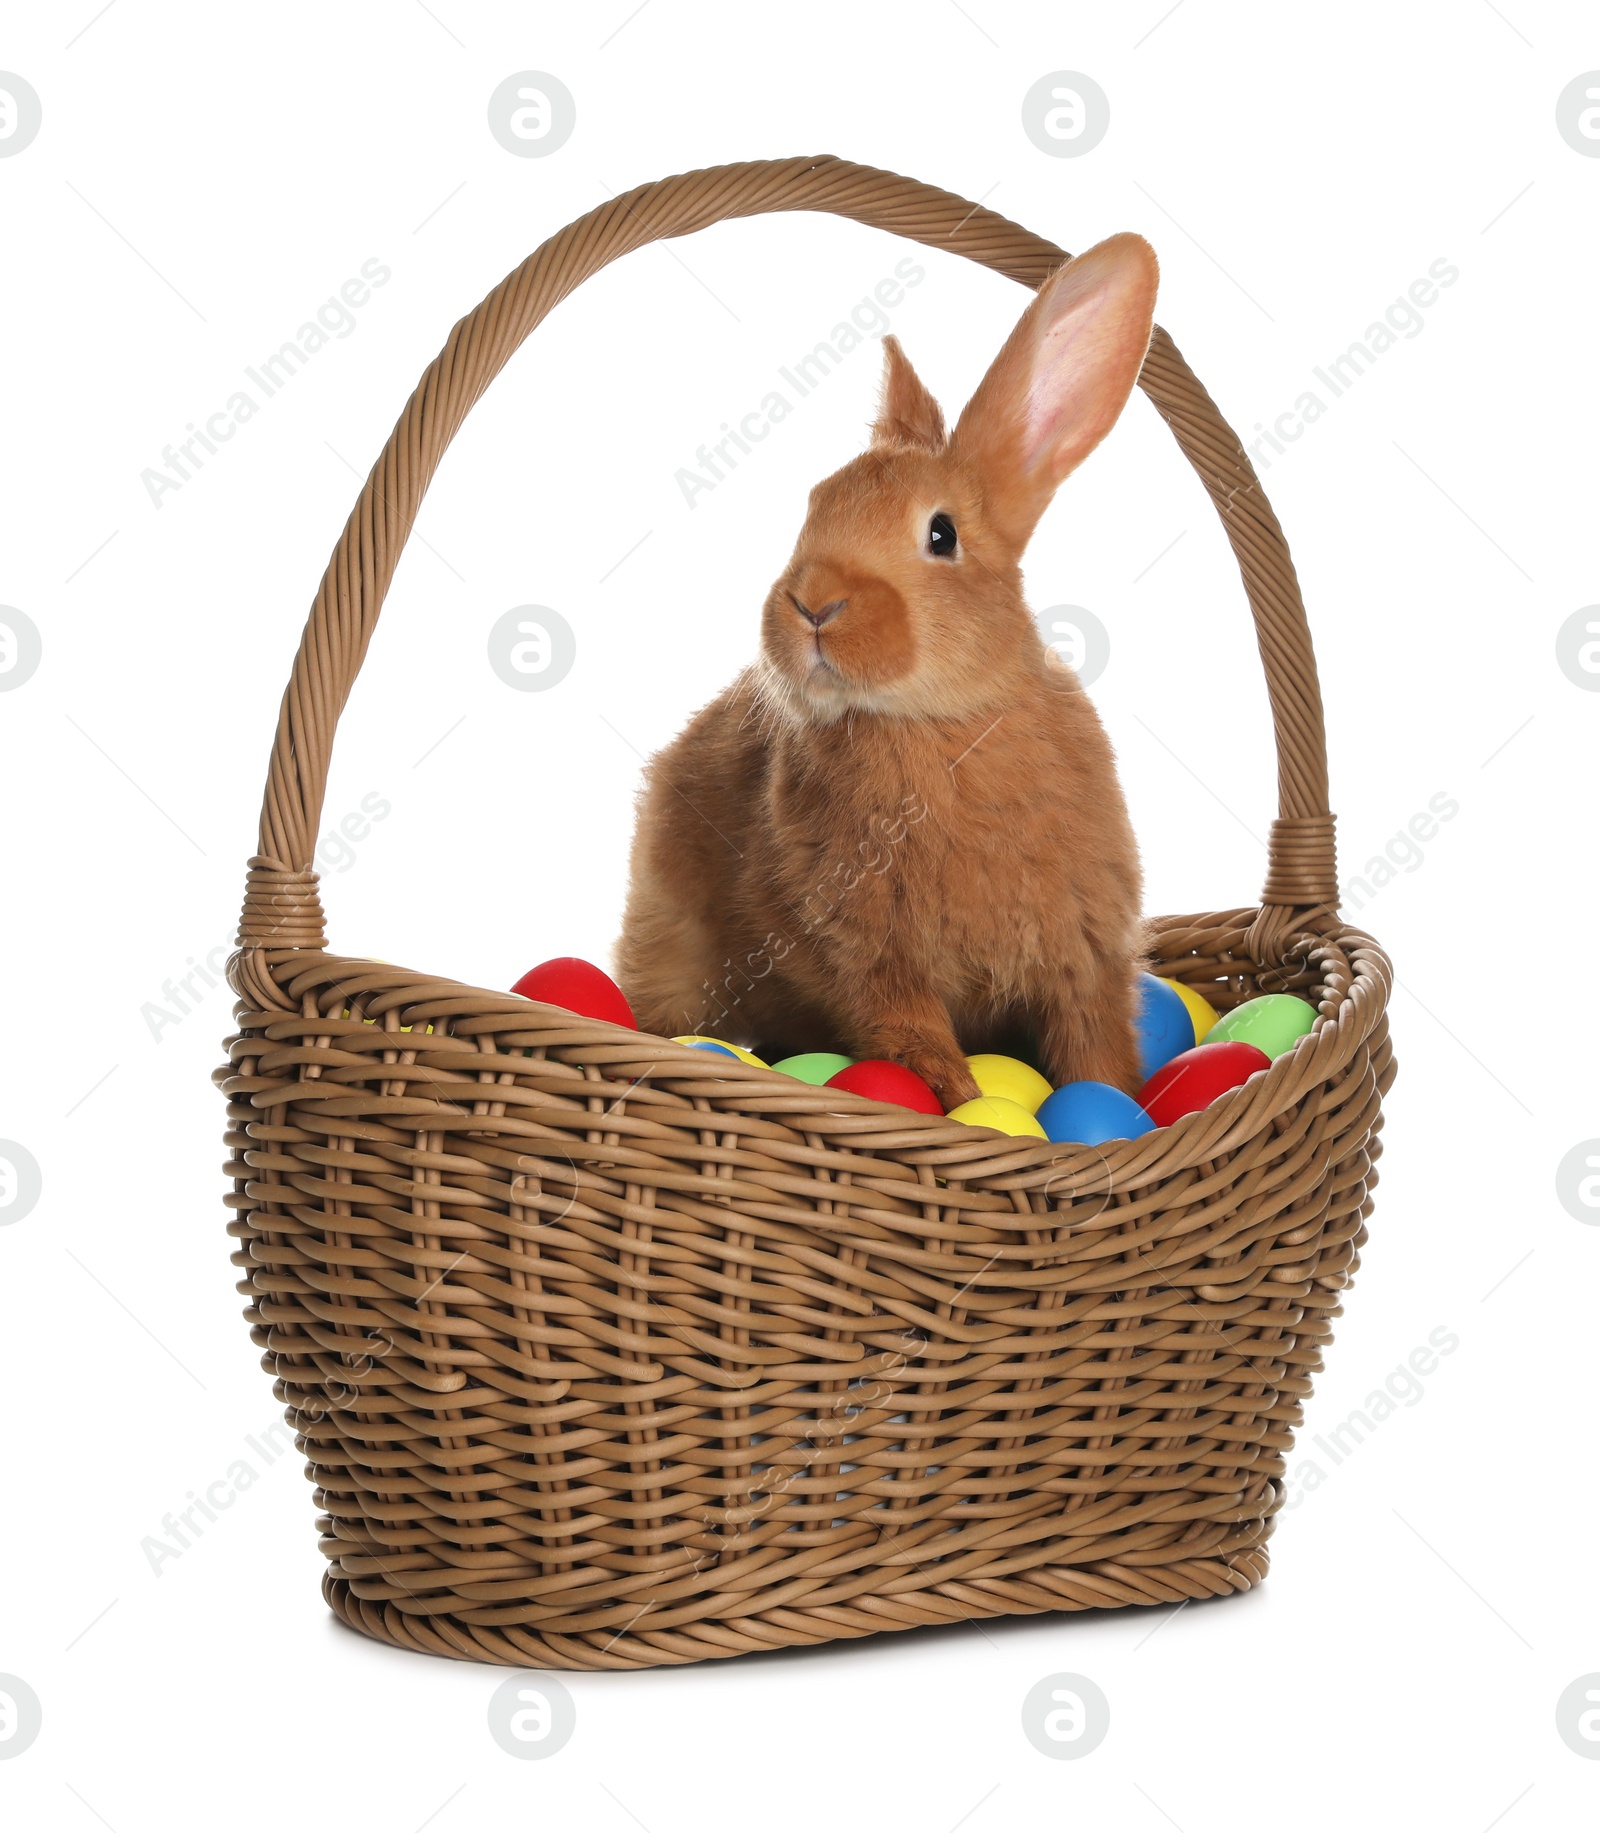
(872, 335, 946, 449)
(951, 234, 1158, 550)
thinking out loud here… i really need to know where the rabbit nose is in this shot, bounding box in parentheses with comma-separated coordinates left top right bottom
(790, 593, 846, 629)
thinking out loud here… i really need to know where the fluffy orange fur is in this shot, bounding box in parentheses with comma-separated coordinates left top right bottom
(617, 235, 1159, 1108)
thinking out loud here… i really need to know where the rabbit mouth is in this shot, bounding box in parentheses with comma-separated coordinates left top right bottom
(783, 615, 841, 686)
(758, 646, 855, 723)
(795, 650, 849, 712)
(793, 652, 909, 720)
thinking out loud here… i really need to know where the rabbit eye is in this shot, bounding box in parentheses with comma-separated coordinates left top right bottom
(927, 512, 957, 558)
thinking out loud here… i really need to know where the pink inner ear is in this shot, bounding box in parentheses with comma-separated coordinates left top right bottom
(949, 234, 1157, 542)
(1021, 275, 1148, 479)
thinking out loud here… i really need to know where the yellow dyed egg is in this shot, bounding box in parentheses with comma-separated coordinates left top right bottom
(947, 1095, 1048, 1139)
(673, 1035, 768, 1067)
(966, 1054, 1053, 1114)
(1159, 977, 1219, 1044)
(354, 1010, 428, 1035)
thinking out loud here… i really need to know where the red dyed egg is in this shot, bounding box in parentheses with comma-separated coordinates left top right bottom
(825, 1059, 943, 1115)
(1137, 1040, 1271, 1128)
(511, 957, 637, 1029)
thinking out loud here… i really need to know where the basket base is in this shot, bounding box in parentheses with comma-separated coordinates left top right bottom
(322, 1546, 1269, 1670)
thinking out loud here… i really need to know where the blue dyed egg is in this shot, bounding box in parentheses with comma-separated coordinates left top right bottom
(1037, 1080, 1156, 1146)
(1134, 972, 1195, 1079)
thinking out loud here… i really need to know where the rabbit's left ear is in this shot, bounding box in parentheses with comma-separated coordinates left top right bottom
(951, 233, 1157, 548)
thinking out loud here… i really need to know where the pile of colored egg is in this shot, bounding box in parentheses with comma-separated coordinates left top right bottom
(999, 974, 1319, 1141)
(509, 958, 1319, 1144)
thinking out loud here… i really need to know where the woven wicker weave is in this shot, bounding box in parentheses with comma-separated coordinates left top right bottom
(217, 157, 1394, 1670)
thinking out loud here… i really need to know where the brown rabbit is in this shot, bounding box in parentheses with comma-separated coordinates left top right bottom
(616, 234, 1158, 1110)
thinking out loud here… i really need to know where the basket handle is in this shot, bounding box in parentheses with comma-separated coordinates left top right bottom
(234, 155, 1337, 986)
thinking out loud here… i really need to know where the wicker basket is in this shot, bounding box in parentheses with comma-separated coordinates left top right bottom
(217, 157, 1394, 1670)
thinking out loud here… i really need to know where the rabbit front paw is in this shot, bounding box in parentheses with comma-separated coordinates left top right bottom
(900, 1045, 980, 1112)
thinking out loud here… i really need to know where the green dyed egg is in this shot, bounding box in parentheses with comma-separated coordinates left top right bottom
(772, 1051, 855, 1085)
(1206, 994, 1318, 1059)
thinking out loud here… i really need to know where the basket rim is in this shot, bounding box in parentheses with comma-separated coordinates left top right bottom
(227, 909, 1392, 1194)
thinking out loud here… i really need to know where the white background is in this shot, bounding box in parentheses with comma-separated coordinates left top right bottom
(2, 2, 1597, 1825)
